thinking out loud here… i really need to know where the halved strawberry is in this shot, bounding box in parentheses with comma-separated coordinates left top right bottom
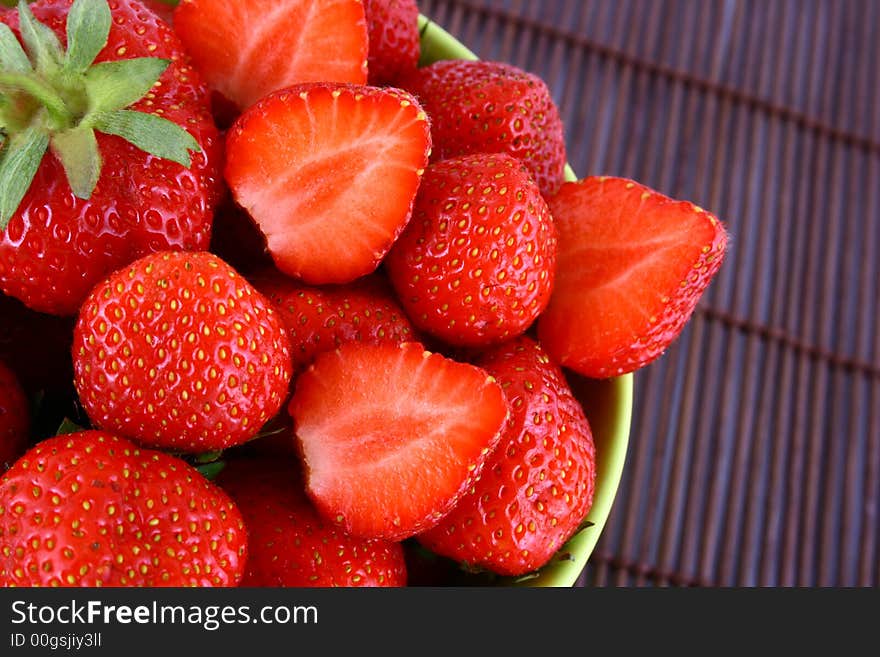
(538, 177, 728, 378)
(225, 83, 431, 285)
(289, 342, 508, 540)
(174, 0, 369, 110)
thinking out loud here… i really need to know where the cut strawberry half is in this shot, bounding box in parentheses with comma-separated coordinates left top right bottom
(225, 83, 431, 285)
(174, 0, 368, 110)
(289, 342, 509, 540)
(538, 176, 728, 378)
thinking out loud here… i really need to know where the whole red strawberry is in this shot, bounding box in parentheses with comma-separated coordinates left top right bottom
(0, 362, 28, 472)
(72, 251, 292, 453)
(0, 431, 247, 586)
(220, 458, 407, 587)
(402, 60, 566, 196)
(0, 0, 222, 316)
(364, 0, 420, 86)
(418, 337, 596, 576)
(253, 270, 417, 373)
(538, 176, 728, 378)
(386, 153, 557, 347)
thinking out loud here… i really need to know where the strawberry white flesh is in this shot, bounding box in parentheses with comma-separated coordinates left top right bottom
(225, 84, 431, 285)
(538, 176, 728, 377)
(174, 0, 369, 109)
(289, 342, 509, 540)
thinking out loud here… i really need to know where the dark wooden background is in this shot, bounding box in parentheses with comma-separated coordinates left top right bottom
(420, 0, 880, 586)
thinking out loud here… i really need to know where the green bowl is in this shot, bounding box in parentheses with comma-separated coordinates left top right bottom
(417, 15, 633, 588)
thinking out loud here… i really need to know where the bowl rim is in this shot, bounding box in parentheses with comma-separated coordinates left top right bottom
(417, 15, 634, 587)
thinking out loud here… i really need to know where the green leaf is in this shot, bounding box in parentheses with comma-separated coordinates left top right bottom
(0, 126, 48, 229)
(92, 108, 199, 168)
(16, 0, 64, 75)
(56, 417, 86, 436)
(196, 460, 226, 481)
(0, 23, 31, 73)
(83, 58, 169, 114)
(65, 0, 111, 73)
(50, 125, 100, 199)
(0, 71, 70, 126)
(194, 449, 224, 465)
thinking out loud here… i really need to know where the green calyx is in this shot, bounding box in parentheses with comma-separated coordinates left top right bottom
(0, 0, 200, 229)
(56, 417, 86, 435)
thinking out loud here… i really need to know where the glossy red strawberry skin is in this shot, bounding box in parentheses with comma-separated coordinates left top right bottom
(418, 337, 596, 576)
(290, 341, 509, 541)
(0, 431, 247, 587)
(0, 0, 222, 317)
(174, 0, 369, 110)
(538, 177, 728, 378)
(72, 251, 292, 453)
(364, 0, 420, 86)
(0, 362, 29, 472)
(225, 83, 431, 285)
(386, 154, 557, 348)
(402, 60, 567, 196)
(219, 458, 407, 587)
(253, 270, 417, 373)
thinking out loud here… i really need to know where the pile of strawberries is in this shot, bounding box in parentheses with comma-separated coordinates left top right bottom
(0, 0, 727, 587)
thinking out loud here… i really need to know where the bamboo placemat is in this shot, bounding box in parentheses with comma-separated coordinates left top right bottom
(420, 0, 880, 587)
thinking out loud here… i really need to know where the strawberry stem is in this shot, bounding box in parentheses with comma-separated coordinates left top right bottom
(0, 0, 201, 225)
